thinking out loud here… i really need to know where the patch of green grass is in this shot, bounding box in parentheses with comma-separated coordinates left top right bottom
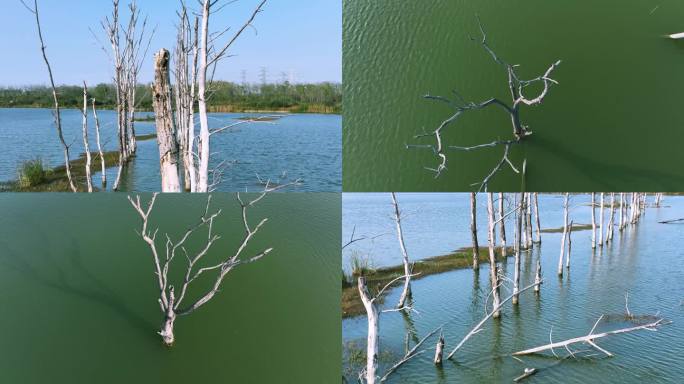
(17, 158, 48, 187)
(541, 223, 592, 233)
(135, 133, 157, 141)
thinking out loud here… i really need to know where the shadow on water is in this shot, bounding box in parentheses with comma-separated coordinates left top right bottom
(0, 236, 156, 340)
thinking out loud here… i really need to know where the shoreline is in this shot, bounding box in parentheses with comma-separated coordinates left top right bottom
(0, 105, 341, 116)
(342, 246, 515, 318)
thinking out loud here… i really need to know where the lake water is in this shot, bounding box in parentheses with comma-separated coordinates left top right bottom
(343, 193, 684, 383)
(343, 0, 684, 191)
(0, 108, 341, 192)
(0, 193, 340, 383)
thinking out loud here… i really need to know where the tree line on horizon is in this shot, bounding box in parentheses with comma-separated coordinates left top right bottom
(0, 81, 342, 113)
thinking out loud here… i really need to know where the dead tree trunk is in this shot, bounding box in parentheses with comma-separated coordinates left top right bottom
(391, 192, 412, 309)
(129, 187, 285, 346)
(513, 192, 523, 305)
(487, 193, 501, 317)
(618, 193, 625, 231)
(566, 220, 573, 269)
(152, 49, 181, 192)
(358, 277, 379, 384)
(470, 192, 479, 270)
(607, 193, 615, 242)
(599, 193, 605, 247)
(25, 0, 77, 192)
(557, 193, 569, 276)
(533, 193, 541, 244)
(91, 99, 106, 188)
(81, 83, 93, 193)
(534, 257, 542, 294)
(525, 193, 533, 249)
(434, 333, 445, 365)
(591, 193, 596, 249)
(498, 192, 507, 257)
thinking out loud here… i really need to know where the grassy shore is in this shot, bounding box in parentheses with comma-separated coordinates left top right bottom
(541, 223, 592, 233)
(342, 246, 515, 318)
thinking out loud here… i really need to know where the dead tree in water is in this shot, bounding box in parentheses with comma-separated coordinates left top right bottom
(498, 193, 507, 257)
(566, 220, 573, 269)
(22, 0, 77, 192)
(81, 83, 93, 193)
(406, 18, 560, 189)
(618, 193, 625, 231)
(525, 193, 533, 249)
(591, 193, 597, 249)
(195, 0, 268, 192)
(391, 193, 413, 309)
(470, 192, 479, 270)
(91, 99, 107, 188)
(513, 192, 523, 305)
(152, 49, 181, 192)
(128, 186, 288, 346)
(557, 193, 569, 276)
(486, 193, 501, 317)
(599, 193, 605, 246)
(606, 193, 615, 243)
(99, 0, 153, 190)
(533, 193, 541, 244)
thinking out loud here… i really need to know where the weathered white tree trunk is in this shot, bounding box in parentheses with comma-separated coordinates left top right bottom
(391, 193, 412, 309)
(27, 0, 77, 192)
(591, 192, 596, 249)
(470, 192, 479, 270)
(358, 277, 379, 384)
(152, 49, 181, 193)
(534, 257, 542, 293)
(486, 193, 501, 317)
(525, 193, 533, 249)
(81, 83, 93, 193)
(557, 193, 569, 276)
(533, 193, 541, 244)
(607, 193, 615, 242)
(619, 193, 625, 231)
(196, 0, 212, 192)
(566, 220, 573, 269)
(434, 333, 445, 365)
(513, 192, 523, 305)
(599, 193, 605, 247)
(159, 286, 177, 346)
(630, 193, 637, 224)
(498, 192, 506, 257)
(91, 99, 107, 188)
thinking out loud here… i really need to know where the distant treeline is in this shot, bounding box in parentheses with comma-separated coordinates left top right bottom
(0, 81, 342, 114)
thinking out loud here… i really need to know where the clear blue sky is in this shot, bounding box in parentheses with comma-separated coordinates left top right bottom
(0, 0, 341, 86)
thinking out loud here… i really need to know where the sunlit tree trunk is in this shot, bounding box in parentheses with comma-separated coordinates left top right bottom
(607, 193, 615, 242)
(599, 193, 604, 247)
(391, 193, 412, 309)
(81, 83, 93, 193)
(591, 193, 596, 249)
(513, 192, 523, 305)
(498, 192, 506, 257)
(533, 193, 541, 244)
(153, 49, 181, 192)
(91, 99, 106, 188)
(557, 193, 569, 276)
(470, 192, 479, 270)
(358, 277, 379, 384)
(526, 192, 533, 249)
(618, 193, 625, 231)
(566, 220, 573, 269)
(487, 193, 501, 317)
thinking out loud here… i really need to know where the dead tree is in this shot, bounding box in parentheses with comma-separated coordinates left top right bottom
(513, 316, 668, 358)
(498, 192, 507, 257)
(152, 48, 181, 192)
(22, 0, 77, 192)
(566, 220, 573, 269)
(447, 280, 541, 359)
(357, 273, 420, 384)
(599, 193, 605, 247)
(470, 192, 479, 270)
(407, 17, 560, 190)
(486, 193, 501, 317)
(606, 193, 615, 243)
(128, 187, 285, 346)
(195, 0, 268, 192)
(655, 193, 663, 207)
(391, 193, 412, 309)
(379, 326, 441, 382)
(591, 193, 597, 249)
(81, 83, 93, 193)
(91, 99, 107, 188)
(533, 192, 541, 244)
(513, 192, 523, 305)
(99, 0, 153, 190)
(434, 332, 445, 365)
(618, 193, 625, 231)
(525, 193, 533, 249)
(557, 193, 569, 276)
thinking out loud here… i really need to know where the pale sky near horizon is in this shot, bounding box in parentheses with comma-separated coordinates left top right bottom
(0, 0, 341, 86)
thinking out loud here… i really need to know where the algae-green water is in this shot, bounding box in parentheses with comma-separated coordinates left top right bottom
(0, 193, 340, 383)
